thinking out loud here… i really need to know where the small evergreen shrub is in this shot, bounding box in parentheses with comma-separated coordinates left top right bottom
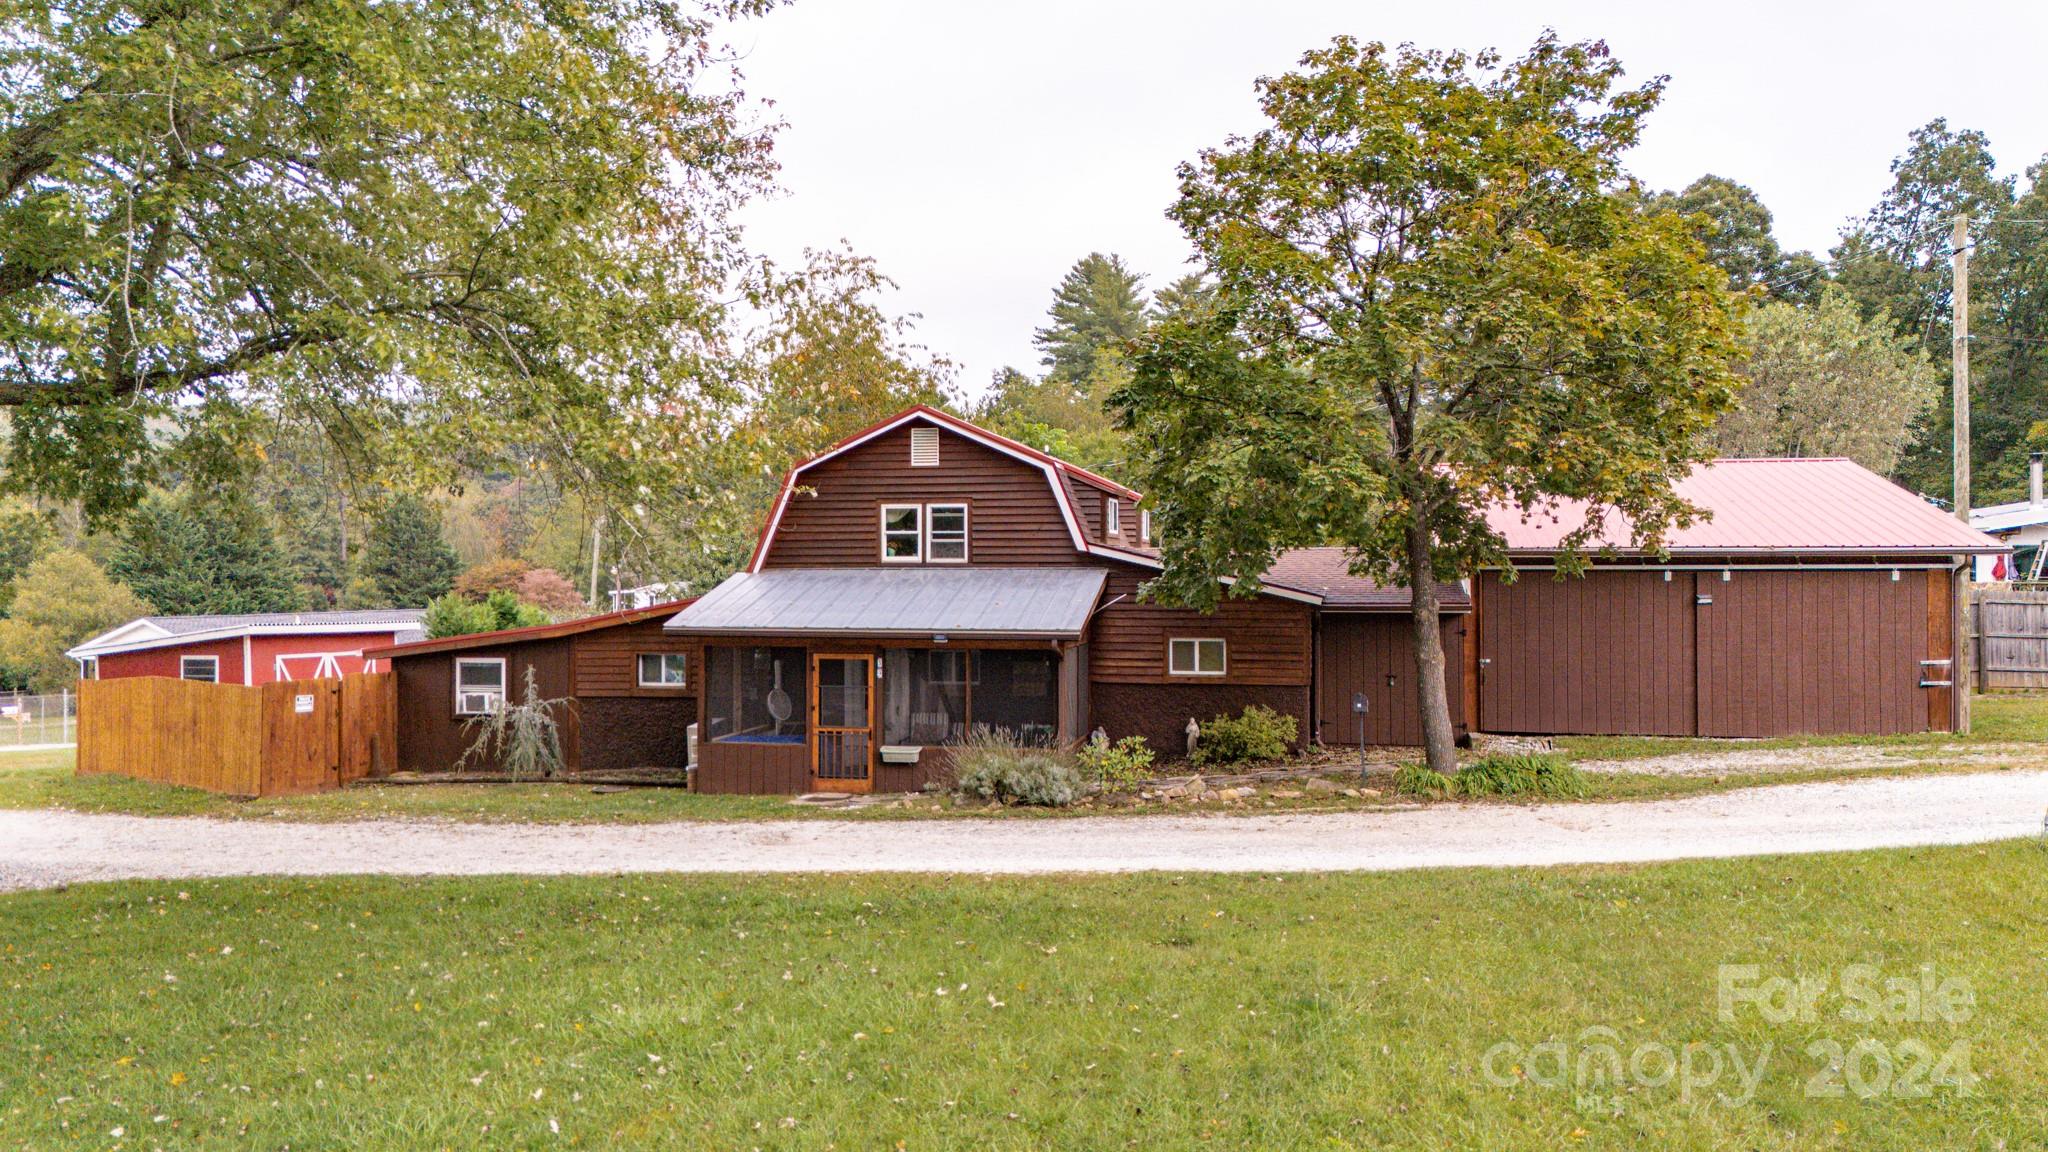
(1454, 752, 1585, 798)
(1393, 763, 1454, 798)
(1191, 705, 1296, 767)
(457, 666, 574, 780)
(1075, 734, 1155, 787)
(951, 731, 1081, 807)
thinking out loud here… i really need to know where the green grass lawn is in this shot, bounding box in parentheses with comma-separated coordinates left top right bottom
(3, 843, 2043, 1149)
(1559, 693, 2048, 761)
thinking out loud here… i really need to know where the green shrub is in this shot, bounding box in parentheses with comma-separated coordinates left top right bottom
(423, 592, 496, 639)
(951, 731, 1081, 807)
(1191, 705, 1296, 767)
(1075, 734, 1155, 787)
(1454, 752, 1585, 798)
(1393, 763, 1454, 798)
(456, 666, 574, 780)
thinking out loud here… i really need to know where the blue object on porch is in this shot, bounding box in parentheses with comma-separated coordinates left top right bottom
(714, 732, 806, 745)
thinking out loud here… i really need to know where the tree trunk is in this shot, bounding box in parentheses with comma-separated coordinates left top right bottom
(1405, 519, 1459, 774)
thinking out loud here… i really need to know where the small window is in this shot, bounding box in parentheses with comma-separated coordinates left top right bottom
(881, 504, 922, 562)
(179, 656, 218, 683)
(1139, 509, 1151, 546)
(637, 653, 688, 687)
(1105, 498, 1120, 537)
(455, 658, 507, 715)
(80, 657, 98, 681)
(1168, 638, 1226, 677)
(926, 503, 968, 562)
(910, 427, 940, 466)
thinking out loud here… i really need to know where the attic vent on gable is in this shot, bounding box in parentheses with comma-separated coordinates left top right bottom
(910, 427, 940, 467)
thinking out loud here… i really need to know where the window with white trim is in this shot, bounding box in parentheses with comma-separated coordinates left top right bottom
(455, 658, 507, 715)
(926, 503, 968, 562)
(179, 656, 218, 683)
(881, 504, 922, 561)
(80, 657, 98, 681)
(910, 426, 940, 466)
(637, 653, 688, 687)
(1167, 638, 1226, 677)
(1139, 509, 1151, 545)
(1105, 498, 1120, 537)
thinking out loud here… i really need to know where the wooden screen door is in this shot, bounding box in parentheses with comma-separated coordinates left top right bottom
(810, 654, 874, 792)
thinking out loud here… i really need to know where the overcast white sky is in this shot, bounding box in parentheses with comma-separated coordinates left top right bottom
(729, 1, 2048, 397)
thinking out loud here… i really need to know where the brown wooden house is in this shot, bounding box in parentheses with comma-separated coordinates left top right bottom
(363, 601, 697, 775)
(365, 407, 2001, 794)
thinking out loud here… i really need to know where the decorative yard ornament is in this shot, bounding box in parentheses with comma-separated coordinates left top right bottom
(1185, 717, 1201, 759)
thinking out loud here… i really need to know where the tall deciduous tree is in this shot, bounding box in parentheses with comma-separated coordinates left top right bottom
(0, 548, 150, 690)
(1033, 254, 1149, 382)
(362, 496, 461, 608)
(1647, 175, 1822, 302)
(1715, 288, 1938, 473)
(1115, 35, 1742, 772)
(0, 0, 777, 522)
(108, 493, 302, 614)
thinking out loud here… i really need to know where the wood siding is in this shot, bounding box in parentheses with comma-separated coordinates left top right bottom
(391, 638, 578, 774)
(1477, 567, 1956, 738)
(761, 421, 1078, 567)
(570, 617, 697, 698)
(1087, 566, 1313, 686)
(1479, 570, 1697, 736)
(1695, 570, 1931, 737)
(693, 737, 808, 794)
(1315, 614, 1468, 746)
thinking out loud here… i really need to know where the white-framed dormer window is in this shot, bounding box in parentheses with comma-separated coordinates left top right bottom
(926, 503, 968, 562)
(637, 653, 688, 688)
(910, 426, 940, 466)
(881, 504, 923, 562)
(1105, 498, 1120, 538)
(179, 655, 218, 683)
(1167, 638, 1226, 677)
(455, 657, 507, 715)
(1139, 508, 1151, 546)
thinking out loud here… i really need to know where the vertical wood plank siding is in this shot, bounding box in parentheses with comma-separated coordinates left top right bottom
(1478, 570, 1696, 736)
(1315, 614, 1467, 745)
(762, 423, 1079, 567)
(1695, 570, 1931, 737)
(1478, 567, 1955, 738)
(391, 639, 577, 774)
(692, 738, 808, 794)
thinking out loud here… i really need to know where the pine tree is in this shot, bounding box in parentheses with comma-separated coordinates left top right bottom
(109, 494, 302, 615)
(1033, 254, 1149, 382)
(363, 496, 462, 608)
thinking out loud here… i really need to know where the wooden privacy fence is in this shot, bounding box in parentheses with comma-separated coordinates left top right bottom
(78, 673, 396, 796)
(1973, 589, 2048, 691)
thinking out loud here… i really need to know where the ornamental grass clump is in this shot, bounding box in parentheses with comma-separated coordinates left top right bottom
(1453, 752, 1586, 798)
(951, 730, 1082, 807)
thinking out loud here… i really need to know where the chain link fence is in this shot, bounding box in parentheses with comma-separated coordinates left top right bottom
(0, 691, 77, 749)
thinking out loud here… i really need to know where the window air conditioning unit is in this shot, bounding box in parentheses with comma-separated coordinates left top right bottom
(460, 692, 497, 715)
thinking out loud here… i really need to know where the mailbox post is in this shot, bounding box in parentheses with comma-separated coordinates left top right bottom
(1351, 692, 1368, 777)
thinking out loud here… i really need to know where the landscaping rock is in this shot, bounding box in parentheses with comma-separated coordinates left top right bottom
(1271, 789, 1303, 799)
(1304, 778, 1344, 794)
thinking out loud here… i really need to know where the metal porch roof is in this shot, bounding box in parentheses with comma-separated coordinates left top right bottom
(665, 568, 1107, 638)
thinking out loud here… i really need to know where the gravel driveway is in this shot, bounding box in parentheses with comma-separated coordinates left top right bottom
(4, 770, 2046, 892)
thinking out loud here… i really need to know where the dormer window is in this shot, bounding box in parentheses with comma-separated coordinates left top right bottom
(881, 505, 923, 561)
(910, 427, 939, 466)
(1105, 498, 1120, 538)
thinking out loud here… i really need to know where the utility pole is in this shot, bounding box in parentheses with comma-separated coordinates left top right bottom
(1952, 214, 1971, 522)
(1951, 213, 1974, 736)
(587, 513, 605, 607)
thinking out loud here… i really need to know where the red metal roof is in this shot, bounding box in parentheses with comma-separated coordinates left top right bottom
(1486, 459, 2005, 555)
(1263, 548, 1471, 610)
(361, 600, 697, 660)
